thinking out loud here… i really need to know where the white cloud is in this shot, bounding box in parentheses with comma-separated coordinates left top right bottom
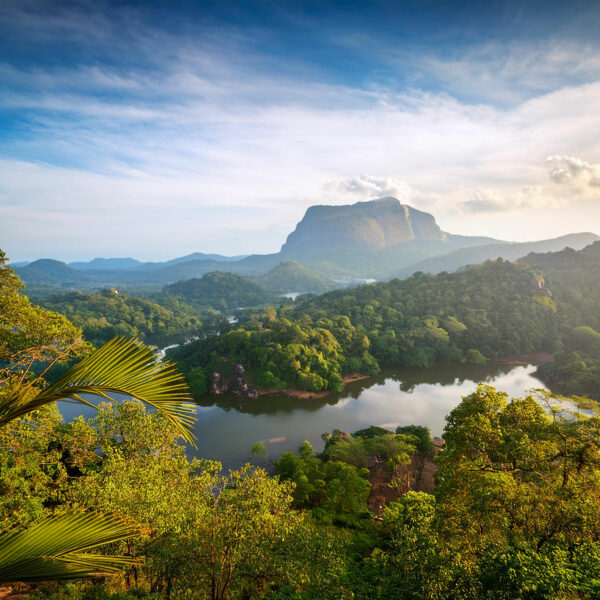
(2, 3, 600, 259)
(459, 185, 560, 214)
(547, 155, 600, 190)
(323, 176, 416, 202)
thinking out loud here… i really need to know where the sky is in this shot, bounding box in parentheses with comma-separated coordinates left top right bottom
(1, 0, 600, 262)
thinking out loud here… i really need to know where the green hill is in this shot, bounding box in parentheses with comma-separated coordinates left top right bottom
(163, 271, 273, 310)
(36, 289, 202, 347)
(522, 242, 600, 397)
(255, 260, 337, 294)
(394, 232, 600, 279)
(14, 259, 92, 284)
(171, 259, 559, 395)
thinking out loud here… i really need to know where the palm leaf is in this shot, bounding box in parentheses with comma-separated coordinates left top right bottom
(0, 336, 196, 444)
(0, 511, 144, 583)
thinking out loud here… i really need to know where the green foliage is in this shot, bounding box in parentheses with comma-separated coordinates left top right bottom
(36, 289, 202, 348)
(8, 378, 600, 599)
(171, 259, 562, 395)
(0, 511, 142, 583)
(433, 385, 600, 598)
(251, 440, 266, 457)
(255, 261, 336, 294)
(64, 402, 346, 600)
(465, 348, 487, 364)
(185, 365, 209, 398)
(395, 425, 434, 455)
(1, 250, 88, 368)
(523, 243, 600, 397)
(1, 336, 196, 444)
(257, 370, 287, 388)
(163, 271, 273, 311)
(170, 310, 349, 393)
(352, 426, 393, 439)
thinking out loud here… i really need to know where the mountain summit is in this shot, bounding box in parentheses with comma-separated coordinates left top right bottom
(280, 197, 446, 260)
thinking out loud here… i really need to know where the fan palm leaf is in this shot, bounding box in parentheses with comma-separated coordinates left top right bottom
(0, 336, 196, 444)
(0, 511, 145, 583)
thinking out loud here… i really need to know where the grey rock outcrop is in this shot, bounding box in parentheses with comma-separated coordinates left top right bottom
(280, 197, 446, 261)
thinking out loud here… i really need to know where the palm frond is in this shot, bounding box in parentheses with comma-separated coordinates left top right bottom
(0, 337, 196, 444)
(0, 511, 144, 583)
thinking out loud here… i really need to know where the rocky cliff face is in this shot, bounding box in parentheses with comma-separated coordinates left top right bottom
(280, 197, 446, 259)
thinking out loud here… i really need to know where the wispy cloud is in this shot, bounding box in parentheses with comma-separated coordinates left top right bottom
(1, 1, 600, 260)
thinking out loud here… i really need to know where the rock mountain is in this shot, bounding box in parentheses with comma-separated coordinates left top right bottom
(281, 197, 446, 258)
(13, 197, 599, 287)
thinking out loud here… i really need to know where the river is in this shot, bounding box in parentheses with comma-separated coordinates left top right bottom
(58, 362, 548, 469)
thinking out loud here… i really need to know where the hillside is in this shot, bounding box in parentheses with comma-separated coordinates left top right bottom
(521, 240, 600, 328)
(36, 289, 202, 347)
(522, 242, 600, 397)
(69, 257, 143, 270)
(255, 260, 337, 293)
(394, 232, 600, 278)
(163, 271, 273, 310)
(171, 259, 559, 395)
(14, 259, 92, 284)
(13, 199, 599, 287)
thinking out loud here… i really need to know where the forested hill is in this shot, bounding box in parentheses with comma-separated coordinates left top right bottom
(393, 232, 600, 278)
(163, 271, 274, 310)
(255, 260, 336, 293)
(36, 289, 202, 348)
(170, 259, 559, 396)
(299, 258, 558, 362)
(522, 242, 600, 397)
(15, 259, 92, 284)
(521, 241, 600, 331)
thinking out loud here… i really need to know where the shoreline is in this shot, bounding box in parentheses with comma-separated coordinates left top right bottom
(497, 351, 553, 366)
(258, 373, 370, 399)
(242, 358, 554, 401)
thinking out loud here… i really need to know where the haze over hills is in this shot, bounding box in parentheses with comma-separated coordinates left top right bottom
(69, 257, 144, 271)
(254, 260, 337, 294)
(163, 272, 273, 310)
(15, 259, 92, 284)
(12, 197, 599, 289)
(394, 232, 600, 279)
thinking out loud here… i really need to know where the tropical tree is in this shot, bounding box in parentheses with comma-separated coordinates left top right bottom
(0, 250, 195, 583)
(0, 512, 144, 583)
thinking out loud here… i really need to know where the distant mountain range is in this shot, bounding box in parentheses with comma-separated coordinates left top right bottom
(12, 197, 599, 292)
(393, 232, 600, 279)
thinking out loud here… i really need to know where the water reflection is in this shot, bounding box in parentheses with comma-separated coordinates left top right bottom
(196, 362, 520, 416)
(58, 363, 549, 470)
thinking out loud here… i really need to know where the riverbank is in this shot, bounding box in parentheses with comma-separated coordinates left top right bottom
(498, 351, 553, 365)
(258, 373, 370, 399)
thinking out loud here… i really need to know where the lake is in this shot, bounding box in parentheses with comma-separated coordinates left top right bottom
(58, 362, 548, 469)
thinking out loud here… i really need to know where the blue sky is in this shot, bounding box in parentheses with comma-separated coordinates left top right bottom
(1, 0, 600, 261)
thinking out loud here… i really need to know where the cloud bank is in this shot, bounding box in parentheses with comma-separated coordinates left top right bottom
(1, 2, 600, 259)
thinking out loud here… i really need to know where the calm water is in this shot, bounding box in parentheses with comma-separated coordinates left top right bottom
(58, 362, 548, 469)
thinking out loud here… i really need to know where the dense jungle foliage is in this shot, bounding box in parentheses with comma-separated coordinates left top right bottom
(169, 259, 559, 395)
(163, 271, 275, 311)
(3, 249, 600, 599)
(35, 289, 204, 348)
(6, 385, 600, 599)
(170, 245, 600, 399)
(523, 242, 600, 398)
